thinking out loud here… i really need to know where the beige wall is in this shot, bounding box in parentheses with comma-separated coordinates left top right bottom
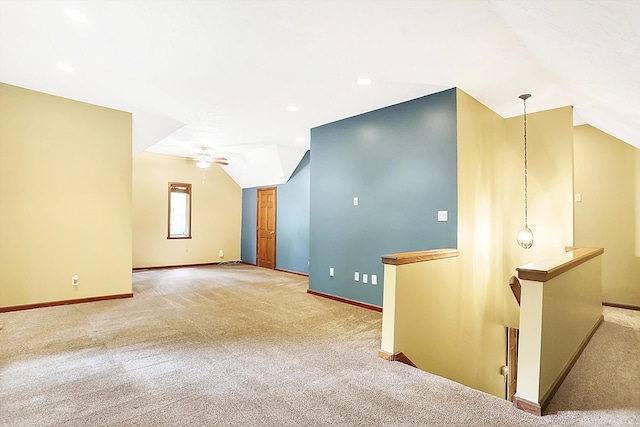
(0, 83, 132, 308)
(502, 106, 575, 262)
(502, 105, 575, 327)
(391, 257, 464, 382)
(516, 252, 603, 404)
(455, 89, 508, 397)
(132, 152, 241, 268)
(384, 90, 575, 398)
(573, 125, 640, 306)
(457, 90, 574, 395)
(540, 256, 602, 398)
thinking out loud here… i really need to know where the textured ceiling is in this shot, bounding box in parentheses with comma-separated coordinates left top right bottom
(1, 0, 638, 188)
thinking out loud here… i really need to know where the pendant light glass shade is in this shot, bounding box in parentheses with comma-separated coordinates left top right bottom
(517, 226, 534, 249)
(517, 94, 534, 249)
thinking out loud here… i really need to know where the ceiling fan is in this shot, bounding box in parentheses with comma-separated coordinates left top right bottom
(194, 146, 229, 168)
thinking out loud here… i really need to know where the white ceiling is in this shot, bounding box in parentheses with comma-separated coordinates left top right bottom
(1, 0, 639, 188)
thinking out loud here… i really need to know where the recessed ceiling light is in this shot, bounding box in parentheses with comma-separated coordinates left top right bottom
(357, 78, 372, 86)
(64, 8, 87, 23)
(287, 105, 299, 112)
(57, 63, 75, 72)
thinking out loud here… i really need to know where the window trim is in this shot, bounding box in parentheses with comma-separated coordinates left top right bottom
(167, 182, 192, 239)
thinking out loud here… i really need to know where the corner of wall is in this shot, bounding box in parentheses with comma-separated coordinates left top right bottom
(0, 83, 132, 307)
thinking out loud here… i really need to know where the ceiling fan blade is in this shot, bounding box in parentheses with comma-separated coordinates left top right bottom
(212, 157, 228, 161)
(214, 160, 229, 166)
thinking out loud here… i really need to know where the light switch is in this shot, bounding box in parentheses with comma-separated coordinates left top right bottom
(575, 194, 582, 202)
(438, 211, 448, 222)
(353, 196, 359, 206)
(371, 275, 378, 285)
(329, 267, 334, 277)
(354, 272, 359, 281)
(363, 274, 368, 284)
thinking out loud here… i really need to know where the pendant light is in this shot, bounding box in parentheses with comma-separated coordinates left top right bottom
(517, 94, 534, 249)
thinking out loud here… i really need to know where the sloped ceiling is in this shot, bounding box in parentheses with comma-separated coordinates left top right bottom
(1, 0, 638, 188)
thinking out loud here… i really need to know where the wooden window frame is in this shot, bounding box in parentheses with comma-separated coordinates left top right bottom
(167, 182, 192, 239)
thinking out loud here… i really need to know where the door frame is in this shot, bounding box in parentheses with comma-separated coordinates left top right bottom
(256, 187, 277, 269)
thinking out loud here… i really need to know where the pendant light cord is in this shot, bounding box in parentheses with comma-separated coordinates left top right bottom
(519, 93, 531, 230)
(523, 97, 528, 228)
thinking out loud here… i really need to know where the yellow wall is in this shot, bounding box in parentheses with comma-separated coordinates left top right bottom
(457, 90, 574, 395)
(0, 83, 132, 308)
(455, 89, 508, 397)
(132, 151, 241, 268)
(516, 252, 603, 404)
(386, 90, 575, 398)
(573, 125, 640, 306)
(392, 257, 464, 382)
(502, 106, 575, 263)
(502, 105, 575, 327)
(540, 256, 602, 398)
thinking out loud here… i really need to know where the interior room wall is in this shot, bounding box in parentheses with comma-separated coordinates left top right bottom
(241, 151, 310, 274)
(132, 151, 241, 269)
(538, 256, 603, 401)
(309, 89, 458, 307)
(573, 124, 640, 307)
(0, 83, 132, 308)
(241, 189, 258, 264)
(455, 89, 508, 396)
(502, 105, 575, 327)
(429, 90, 574, 397)
(273, 151, 310, 274)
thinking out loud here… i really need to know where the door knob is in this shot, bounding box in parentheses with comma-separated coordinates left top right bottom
(269, 231, 275, 235)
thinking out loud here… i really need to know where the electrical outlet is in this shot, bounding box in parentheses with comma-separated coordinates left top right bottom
(363, 274, 368, 284)
(72, 275, 79, 286)
(219, 249, 224, 258)
(329, 267, 335, 277)
(354, 272, 359, 281)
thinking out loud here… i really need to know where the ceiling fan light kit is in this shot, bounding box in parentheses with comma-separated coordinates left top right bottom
(196, 157, 211, 169)
(194, 146, 228, 169)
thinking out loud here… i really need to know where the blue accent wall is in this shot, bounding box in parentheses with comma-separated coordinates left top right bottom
(309, 89, 458, 307)
(241, 151, 310, 274)
(275, 151, 310, 273)
(241, 187, 257, 264)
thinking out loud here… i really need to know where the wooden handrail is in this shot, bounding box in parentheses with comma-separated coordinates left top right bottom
(516, 247, 604, 282)
(381, 248, 459, 266)
(509, 276, 521, 306)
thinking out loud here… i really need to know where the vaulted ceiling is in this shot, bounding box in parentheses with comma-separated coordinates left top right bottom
(1, 0, 638, 188)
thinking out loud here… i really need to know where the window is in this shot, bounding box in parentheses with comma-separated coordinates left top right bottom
(168, 182, 192, 239)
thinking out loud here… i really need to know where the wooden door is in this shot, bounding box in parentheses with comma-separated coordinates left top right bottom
(256, 187, 276, 269)
(508, 327, 519, 401)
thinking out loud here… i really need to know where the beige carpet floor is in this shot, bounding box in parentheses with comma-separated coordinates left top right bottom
(1, 264, 638, 426)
